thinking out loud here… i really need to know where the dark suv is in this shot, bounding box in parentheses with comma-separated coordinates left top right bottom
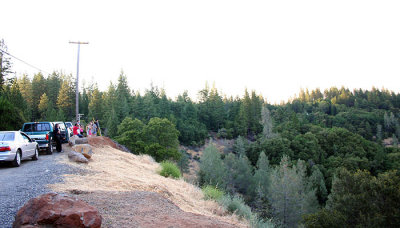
(21, 122, 54, 154)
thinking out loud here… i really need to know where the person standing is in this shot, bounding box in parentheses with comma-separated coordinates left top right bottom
(95, 119, 101, 136)
(53, 123, 62, 152)
(91, 121, 97, 136)
(87, 123, 92, 137)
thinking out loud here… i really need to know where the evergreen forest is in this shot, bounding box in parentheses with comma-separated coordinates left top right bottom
(1, 40, 400, 227)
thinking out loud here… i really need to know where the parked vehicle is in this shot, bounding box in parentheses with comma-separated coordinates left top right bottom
(65, 122, 73, 137)
(52, 122, 69, 143)
(0, 131, 39, 167)
(21, 122, 54, 154)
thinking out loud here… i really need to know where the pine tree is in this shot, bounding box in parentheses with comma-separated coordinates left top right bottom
(177, 149, 190, 173)
(38, 93, 50, 120)
(252, 151, 270, 197)
(223, 153, 237, 194)
(376, 124, 383, 141)
(393, 134, 398, 147)
(390, 112, 396, 130)
(103, 82, 117, 123)
(396, 123, 400, 139)
(56, 109, 66, 121)
(268, 156, 318, 227)
(233, 155, 253, 195)
(57, 78, 74, 120)
(252, 151, 271, 218)
(233, 136, 247, 157)
(199, 143, 227, 188)
(0, 96, 26, 130)
(249, 90, 262, 134)
(384, 112, 390, 132)
(8, 79, 28, 117)
(116, 71, 132, 121)
(0, 39, 13, 88)
(17, 74, 33, 119)
(105, 107, 119, 138)
(309, 165, 328, 205)
(260, 105, 276, 140)
(46, 71, 62, 107)
(31, 72, 46, 120)
(88, 85, 103, 121)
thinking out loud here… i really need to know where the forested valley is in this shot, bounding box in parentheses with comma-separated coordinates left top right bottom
(1, 65, 400, 227)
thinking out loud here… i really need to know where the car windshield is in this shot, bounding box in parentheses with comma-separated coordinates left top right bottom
(0, 132, 15, 141)
(23, 123, 51, 132)
(65, 123, 72, 128)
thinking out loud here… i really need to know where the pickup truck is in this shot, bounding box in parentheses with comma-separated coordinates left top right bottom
(21, 122, 55, 154)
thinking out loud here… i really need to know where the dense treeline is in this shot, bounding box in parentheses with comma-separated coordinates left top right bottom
(2, 39, 400, 227)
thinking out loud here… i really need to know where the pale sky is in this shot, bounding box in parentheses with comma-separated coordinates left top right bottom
(2, 0, 400, 103)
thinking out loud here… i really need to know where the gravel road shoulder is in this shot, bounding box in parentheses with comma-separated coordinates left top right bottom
(0, 146, 83, 228)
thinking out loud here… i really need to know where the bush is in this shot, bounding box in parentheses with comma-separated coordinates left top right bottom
(159, 161, 181, 179)
(218, 194, 276, 227)
(218, 195, 252, 220)
(202, 185, 224, 201)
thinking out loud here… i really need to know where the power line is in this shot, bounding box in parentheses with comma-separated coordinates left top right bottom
(0, 49, 50, 75)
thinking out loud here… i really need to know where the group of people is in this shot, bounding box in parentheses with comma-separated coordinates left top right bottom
(85, 120, 99, 137)
(52, 120, 100, 153)
(73, 120, 100, 138)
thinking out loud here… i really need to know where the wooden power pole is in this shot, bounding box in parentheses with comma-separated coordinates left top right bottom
(69, 41, 88, 122)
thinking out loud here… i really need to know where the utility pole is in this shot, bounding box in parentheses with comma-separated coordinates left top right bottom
(69, 41, 89, 123)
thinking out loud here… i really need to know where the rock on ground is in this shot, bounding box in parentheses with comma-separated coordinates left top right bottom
(73, 144, 94, 159)
(68, 135, 79, 146)
(75, 138, 89, 145)
(13, 192, 102, 228)
(68, 150, 89, 163)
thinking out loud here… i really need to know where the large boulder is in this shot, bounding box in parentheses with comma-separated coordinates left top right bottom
(68, 150, 89, 163)
(13, 193, 102, 228)
(68, 135, 79, 146)
(73, 144, 94, 159)
(75, 138, 89, 145)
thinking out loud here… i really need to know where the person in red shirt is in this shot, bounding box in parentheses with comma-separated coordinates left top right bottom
(73, 123, 83, 138)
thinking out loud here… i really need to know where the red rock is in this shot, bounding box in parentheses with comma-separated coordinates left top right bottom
(13, 193, 102, 228)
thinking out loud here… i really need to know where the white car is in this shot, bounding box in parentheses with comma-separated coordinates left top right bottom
(0, 131, 39, 167)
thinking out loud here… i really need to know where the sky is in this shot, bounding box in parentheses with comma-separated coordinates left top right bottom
(2, 0, 400, 103)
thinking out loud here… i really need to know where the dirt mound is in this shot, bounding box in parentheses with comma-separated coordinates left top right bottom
(88, 136, 118, 149)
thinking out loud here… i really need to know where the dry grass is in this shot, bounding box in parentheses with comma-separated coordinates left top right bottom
(50, 144, 247, 227)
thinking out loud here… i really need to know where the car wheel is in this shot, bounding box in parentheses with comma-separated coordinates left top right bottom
(47, 144, 53, 155)
(12, 150, 21, 167)
(32, 146, 39, 160)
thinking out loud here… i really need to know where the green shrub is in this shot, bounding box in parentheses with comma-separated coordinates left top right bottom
(218, 195, 252, 220)
(159, 161, 181, 179)
(202, 185, 224, 201)
(218, 194, 276, 227)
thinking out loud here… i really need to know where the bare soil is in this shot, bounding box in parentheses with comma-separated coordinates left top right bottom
(70, 190, 238, 228)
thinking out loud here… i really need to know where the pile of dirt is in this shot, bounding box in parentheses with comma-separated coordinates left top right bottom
(51, 138, 247, 227)
(88, 136, 118, 149)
